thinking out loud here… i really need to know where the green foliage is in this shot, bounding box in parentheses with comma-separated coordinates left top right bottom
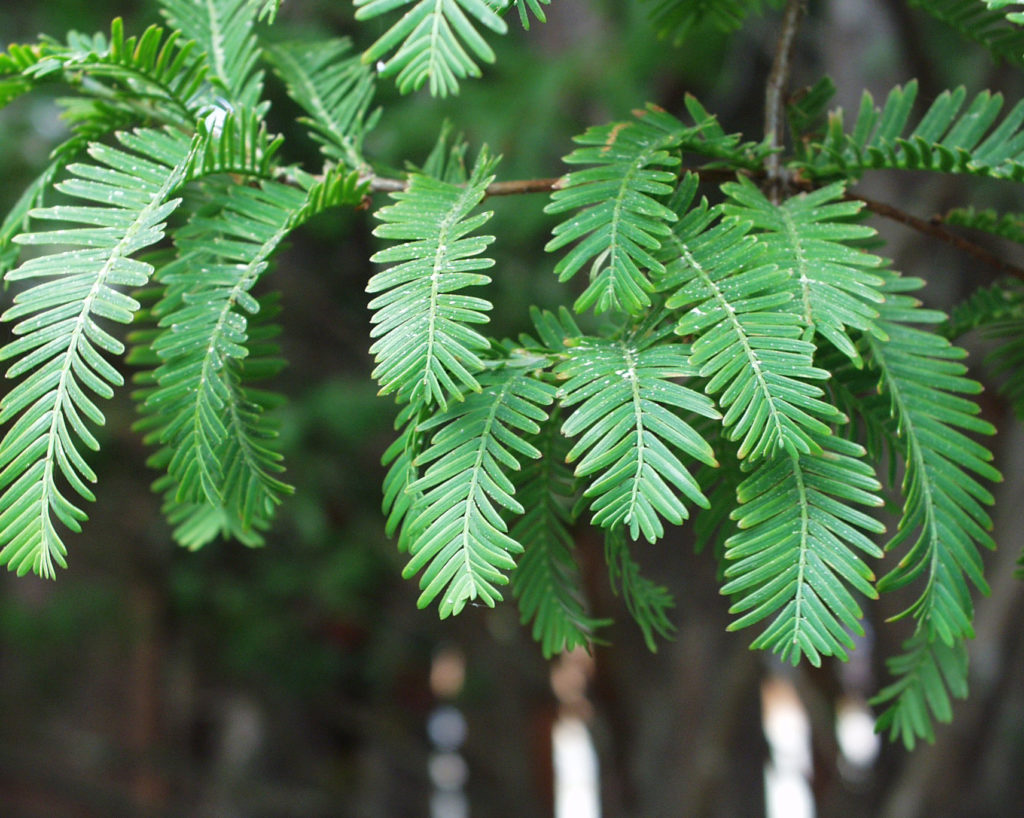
(722, 432, 885, 667)
(511, 409, 610, 657)
(871, 630, 970, 750)
(720, 178, 887, 362)
(159, 0, 263, 106)
(557, 331, 719, 542)
(366, 151, 499, 408)
(605, 527, 677, 651)
(512, 0, 551, 29)
(642, 0, 778, 44)
(801, 79, 1024, 181)
(265, 38, 377, 169)
(944, 279, 1024, 421)
(545, 104, 768, 316)
(0, 127, 200, 577)
(865, 273, 998, 639)
(942, 205, 1024, 243)
(354, 0, 509, 97)
(983, 0, 1024, 27)
(401, 367, 555, 616)
(663, 180, 843, 459)
(912, 0, 1024, 67)
(545, 107, 687, 315)
(1, 0, 1021, 754)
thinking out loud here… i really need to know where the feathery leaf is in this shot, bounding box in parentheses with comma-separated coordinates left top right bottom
(511, 411, 609, 657)
(721, 176, 887, 362)
(802, 80, 1024, 181)
(662, 178, 845, 459)
(159, 0, 264, 106)
(367, 150, 500, 409)
(864, 271, 999, 641)
(137, 166, 366, 549)
(871, 629, 970, 749)
(721, 432, 885, 666)
(354, 0, 509, 97)
(557, 332, 720, 543)
(605, 527, 676, 651)
(910, 0, 1024, 67)
(641, 0, 777, 45)
(0, 127, 202, 577)
(512, 0, 551, 29)
(402, 367, 556, 617)
(545, 107, 688, 316)
(265, 38, 378, 169)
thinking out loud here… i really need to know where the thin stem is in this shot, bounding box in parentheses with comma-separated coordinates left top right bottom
(364, 175, 564, 196)
(363, 167, 1024, 280)
(363, 169, 743, 198)
(764, 0, 807, 203)
(848, 192, 1024, 281)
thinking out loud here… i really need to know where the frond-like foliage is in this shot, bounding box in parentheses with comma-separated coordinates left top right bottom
(249, 0, 282, 22)
(354, 0, 509, 97)
(942, 205, 1024, 243)
(191, 105, 284, 177)
(871, 630, 970, 750)
(545, 104, 767, 317)
(0, 43, 43, 108)
(513, 0, 551, 29)
(662, 179, 844, 459)
(402, 368, 556, 617)
(910, 0, 1024, 67)
(721, 433, 885, 666)
(787, 76, 838, 145)
(0, 127, 202, 577)
(159, 0, 264, 106)
(982, 0, 1024, 27)
(265, 38, 378, 169)
(136, 292, 287, 550)
(942, 278, 1024, 419)
(511, 411, 609, 657)
(943, 277, 1024, 338)
(136, 166, 366, 549)
(545, 107, 687, 316)
(863, 272, 999, 641)
(144, 183, 299, 533)
(0, 19, 207, 126)
(366, 151, 500, 409)
(641, 0, 775, 45)
(605, 527, 676, 651)
(0, 22, 201, 273)
(721, 177, 887, 362)
(801, 80, 1024, 181)
(381, 401, 427, 551)
(557, 333, 720, 543)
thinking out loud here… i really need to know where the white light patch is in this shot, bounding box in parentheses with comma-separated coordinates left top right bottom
(553, 716, 601, 818)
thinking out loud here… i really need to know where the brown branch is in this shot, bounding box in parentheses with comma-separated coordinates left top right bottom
(364, 175, 565, 196)
(847, 191, 1024, 281)
(363, 168, 747, 199)
(763, 0, 807, 203)
(361, 164, 1024, 280)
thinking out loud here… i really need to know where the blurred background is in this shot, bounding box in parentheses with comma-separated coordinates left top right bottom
(1, 1, 1023, 815)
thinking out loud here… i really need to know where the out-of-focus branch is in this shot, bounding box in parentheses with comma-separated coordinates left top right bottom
(764, 0, 807, 203)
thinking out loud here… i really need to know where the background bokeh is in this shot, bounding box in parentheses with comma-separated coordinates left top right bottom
(1, 2, 1023, 816)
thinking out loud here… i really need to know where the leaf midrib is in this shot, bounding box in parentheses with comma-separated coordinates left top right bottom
(38, 145, 194, 575)
(457, 375, 514, 603)
(867, 333, 940, 619)
(680, 243, 789, 456)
